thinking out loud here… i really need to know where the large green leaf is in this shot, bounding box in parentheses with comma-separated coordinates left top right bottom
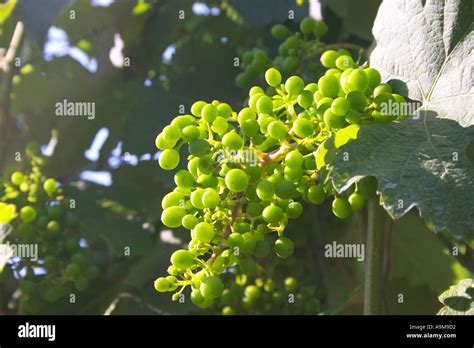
(438, 278, 474, 315)
(328, 0, 474, 240)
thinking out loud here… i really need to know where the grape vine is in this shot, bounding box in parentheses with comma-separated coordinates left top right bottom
(153, 19, 408, 311)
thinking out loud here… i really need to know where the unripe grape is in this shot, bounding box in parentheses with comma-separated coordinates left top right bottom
(11, 171, 25, 186)
(318, 75, 340, 98)
(265, 68, 282, 87)
(43, 178, 57, 196)
(225, 169, 249, 193)
(181, 125, 200, 142)
(159, 149, 180, 170)
(348, 192, 365, 212)
(190, 189, 206, 209)
(274, 237, 294, 258)
(241, 119, 259, 137)
(154, 277, 170, 292)
(331, 97, 351, 116)
(256, 180, 274, 201)
(313, 20, 328, 37)
(307, 185, 325, 205)
(200, 276, 224, 299)
(162, 125, 181, 143)
(170, 249, 195, 270)
(300, 17, 315, 35)
(364, 67, 382, 89)
(222, 306, 235, 315)
(293, 118, 314, 138)
(285, 76, 304, 95)
(201, 104, 218, 123)
(297, 90, 313, 109)
(161, 206, 186, 228)
(347, 69, 369, 93)
(174, 170, 195, 189)
(282, 56, 300, 73)
(211, 117, 228, 135)
(284, 277, 298, 292)
(202, 189, 220, 209)
(287, 201, 303, 219)
(256, 95, 273, 114)
(320, 50, 340, 68)
(262, 204, 283, 223)
(155, 133, 175, 150)
(358, 176, 378, 198)
(239, 257, 258, 276)
(20, 206, 37, 224)
(335, 55, 354, 70)
(268, 120, 287, 140)
(189, 139, 211, 157)
(182, 214, 199, 230)
(285, 150, 304, 169)
(222, 132, 244, 151)
(271, 24, 288, 40)
(332, 197, 352, 219)
(193, 222, 215, 243)
(346, 91, 368, 109)
(324, 109, 346, 130)
(191, 101, 207, 117)
(161, 191, 184, 209)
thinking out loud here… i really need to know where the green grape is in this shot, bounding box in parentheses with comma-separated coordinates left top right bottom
(211, 117, 228, 135)
(202, 189, 220, 209)
(364, 67, 382, 89)
(75, 276, 89, 291)
(11, 171, 25, 186)
(241, 119, 259, 137)
(155, 133, 175, 150)
(43, 178, 57, 196)
(174, 170, 195, 189)
(274, 237, 294, 258)
(285, 76, 304, 95)
(190, 189, 206, 209)
(161, 191, 184, 209)
(161, 206, 186, 228)
(225, 169, 249, 193)
(347, 69, 369, 92)
(297, 90, 313, 109)
(275, 181, 298, 199)
(313, 20, 328, 37)
(182, 214, 199, 230)
(293, 118, 314, 138)
(240, 232, 256, 254)
(331, 97, 351, 116)
(222, 132, 244, 150)
(346, 91, 368, 109)
(267, 120, 287, 140)
(193, 222, 215, 243)
(46, 220, 60, 237)
(318, 75, 340, 98)
(324, 108, 346, 129)
(285, 150, 304, 169)
(217, 103, 232, 118)
(284, 277, 298, 292)
(20, 206, 37, 224)
(191, 101, 207, 117)
(201, 104, 218, 123)
(159, 149, 180, 170)
(244, 285, 261, 301)
(189, 139, 211, 157)
(307, 185, 325, 205)
(332, 197, 352, 219)
(348, 192, 365, 212)
(239, 257, 258, 276)
(182, 125, 200, 142)
(265, 68, 282, 87)
(271, 24, 288, 40)
(286, 201, 303, 219)
(65, 263, 81, 278)
(242, 51, 253, 65)
(345, 110, 362, 124)
(171, 249, 195, 270)
(256, 180, 274, 201)
(335, 55, 354, 70)
(154, 277, 170, 292)
(222, 306, 235, 315)
(200, 276, 224, 299)
(262, 204, 283, 223)
(238, 107, 256, 124)
(256, 95, 273, 114)
(320, 50, 340, 68)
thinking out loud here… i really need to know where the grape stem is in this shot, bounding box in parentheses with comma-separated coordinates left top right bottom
(363, 198, 388, 315)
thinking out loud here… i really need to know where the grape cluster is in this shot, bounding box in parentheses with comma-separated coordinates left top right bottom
(236, 17, 329, 89)
(0, 149, 99, 313)
(218, 275, 320, 315)
(153, 51, 402, 309)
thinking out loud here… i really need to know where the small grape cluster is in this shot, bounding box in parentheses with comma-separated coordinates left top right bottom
(1, 149, 99, 313)
(218, 275, 320, 315)
(236, 17, 329, 89)
(153, 51, 403, 309)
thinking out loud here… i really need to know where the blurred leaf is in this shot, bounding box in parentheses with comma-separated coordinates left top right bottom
(438, 278, 474, 315)
(0, 0, 17, 25)
(0, 203, 16, 224)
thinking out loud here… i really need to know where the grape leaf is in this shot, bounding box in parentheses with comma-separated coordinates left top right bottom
(0, 0, 17, 25)
(328, 0, 474, 240)
(438, 278, 474, 315)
